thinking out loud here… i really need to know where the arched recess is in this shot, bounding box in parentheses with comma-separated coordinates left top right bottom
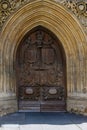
(0, 0, 87, 115)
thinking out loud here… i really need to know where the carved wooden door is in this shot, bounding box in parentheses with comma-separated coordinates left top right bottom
(16, 26, 66, 112)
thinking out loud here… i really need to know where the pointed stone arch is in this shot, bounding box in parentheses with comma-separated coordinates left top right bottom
(0, 0, 87, 115)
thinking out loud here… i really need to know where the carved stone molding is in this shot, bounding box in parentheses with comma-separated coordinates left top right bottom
(0, 0, 31, 30)
(59, 0, 87, 34)
(0, 0, 87, 34)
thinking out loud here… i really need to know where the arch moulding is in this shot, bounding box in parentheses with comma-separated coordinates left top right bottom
(0, 0, 87, 116)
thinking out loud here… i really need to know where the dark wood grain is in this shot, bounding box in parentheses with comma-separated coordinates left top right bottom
(16, 26, 66, 112)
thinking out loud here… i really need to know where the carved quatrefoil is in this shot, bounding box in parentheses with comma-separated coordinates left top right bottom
(25, 88, 33, 94)
(49, 88, 57, 95)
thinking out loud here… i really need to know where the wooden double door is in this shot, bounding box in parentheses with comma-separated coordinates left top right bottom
(16, 26, 66, 112)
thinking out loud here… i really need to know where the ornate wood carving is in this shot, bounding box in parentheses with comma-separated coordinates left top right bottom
(16, 26, 66, 111)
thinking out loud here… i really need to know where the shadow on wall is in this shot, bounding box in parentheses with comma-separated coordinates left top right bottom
(0, 112, 87, 126)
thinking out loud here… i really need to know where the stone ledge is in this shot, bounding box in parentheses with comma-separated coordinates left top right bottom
(68, 92, 87, 98)
(0, 99, 18, 117)
(67, 97, 87, 115)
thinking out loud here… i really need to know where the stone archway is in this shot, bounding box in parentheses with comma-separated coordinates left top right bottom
(0, 0, 87, 116)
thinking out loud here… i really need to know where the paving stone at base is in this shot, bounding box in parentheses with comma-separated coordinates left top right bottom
(20, 124, 81, 130)
(20, 125, 43, 130)
(78, 123, 87, 130)
(42, 124, 81, 130)
(2, 125, 19, 130)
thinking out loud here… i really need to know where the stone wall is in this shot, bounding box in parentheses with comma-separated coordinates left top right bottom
(0, 0, 87, 116)
(67, 96, 87, 115)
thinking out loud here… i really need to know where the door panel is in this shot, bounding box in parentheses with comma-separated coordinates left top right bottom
(16, 26, 66, 112)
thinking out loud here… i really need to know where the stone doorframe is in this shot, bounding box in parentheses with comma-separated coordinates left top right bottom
(0, 0, 87, 116)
